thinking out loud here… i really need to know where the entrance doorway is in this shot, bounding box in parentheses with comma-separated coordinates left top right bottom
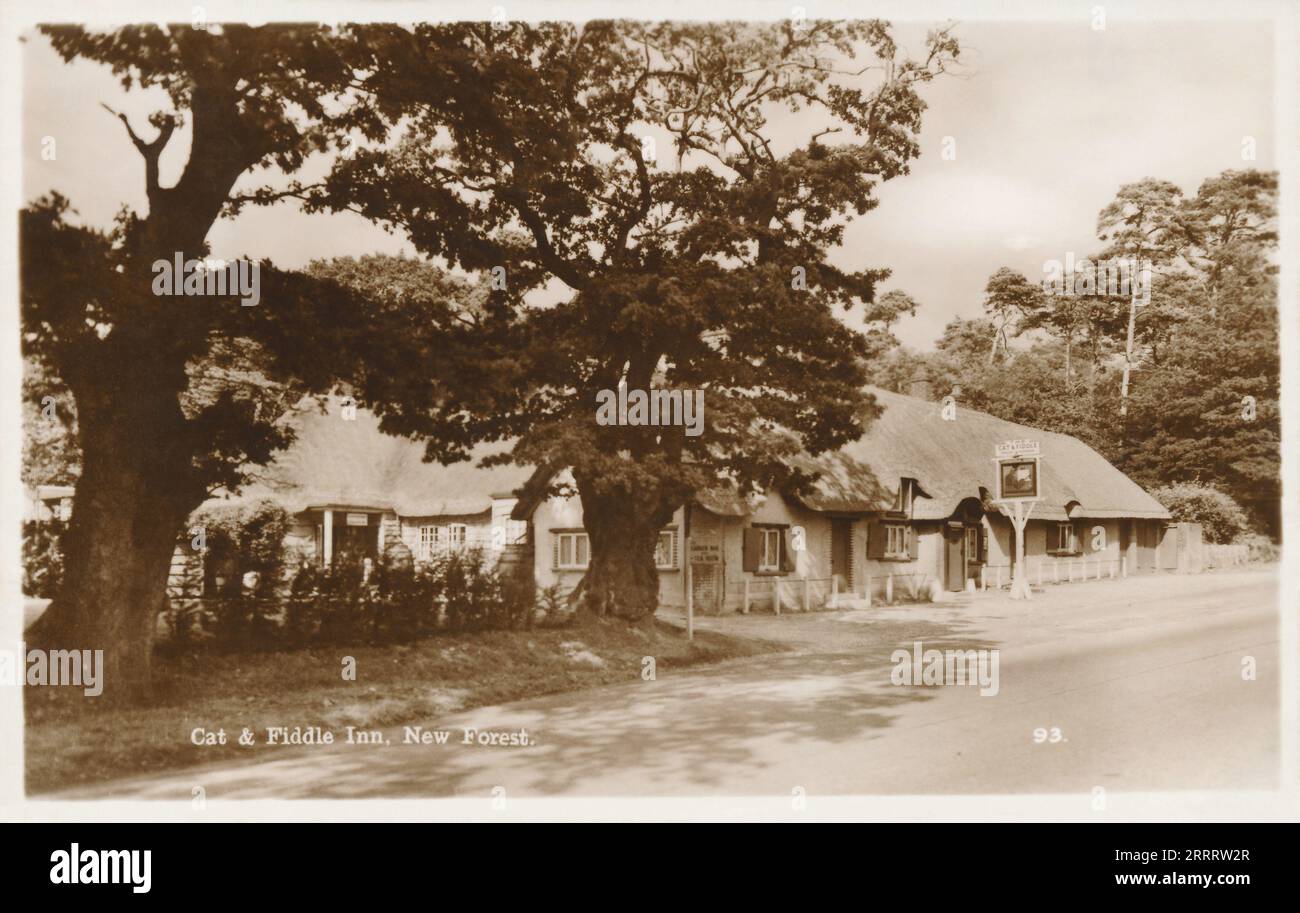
(945, 526, 964, 591)
(831, 519, 851, 590)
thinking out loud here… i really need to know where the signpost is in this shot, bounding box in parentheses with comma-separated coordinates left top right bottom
(683, 504, 694, 641)
(992, 440, 1041, 600)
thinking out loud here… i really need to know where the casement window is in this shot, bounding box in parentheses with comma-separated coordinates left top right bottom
(448, 523, 466, 549)
(742, 525, 795, 576)
(1049, 522, 1078, 555)
(419, 523, 468, 559)
(883, 523, 909, 559)
(867, 520, 918, 562)
(759, 528, 782, 572)
(655, 529, 679, 570)
(554, 531, 590, 569)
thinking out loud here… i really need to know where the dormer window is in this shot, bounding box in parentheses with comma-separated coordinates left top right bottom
(893, 478, 916, 514)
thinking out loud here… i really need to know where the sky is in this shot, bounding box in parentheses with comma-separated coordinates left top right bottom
(22, 19, 1275, 350)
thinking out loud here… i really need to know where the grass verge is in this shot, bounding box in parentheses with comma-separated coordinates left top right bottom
(24, 616, 781, 794)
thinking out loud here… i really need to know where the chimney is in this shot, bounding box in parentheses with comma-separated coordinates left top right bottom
(907, 374, 933, 401)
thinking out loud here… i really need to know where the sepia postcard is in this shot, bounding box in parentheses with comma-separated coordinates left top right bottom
(1, 0, 1296, 840)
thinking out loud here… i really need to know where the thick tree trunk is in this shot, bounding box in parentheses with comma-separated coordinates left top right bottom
(574, 482, 672, 622)
(27, 389, 203, 705)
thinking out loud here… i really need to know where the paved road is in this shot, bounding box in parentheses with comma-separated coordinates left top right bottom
(58, 567, 1279, 799)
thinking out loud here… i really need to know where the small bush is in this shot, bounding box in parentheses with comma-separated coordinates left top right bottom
(22, 518, 66, 598)
(1237, 532, 1279, 563)
(1151, 482, 1250, 544)
(167, 543, 548, 652)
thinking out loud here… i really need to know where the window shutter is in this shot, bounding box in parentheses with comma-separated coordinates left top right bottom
(779, 528, 796, 573)
(907, 525, 919, 560)
(978, 526, 988, 563)
(866, 520, 885, 559)
(672, 531, 679, 569)
(552, 533, 560, 570)
(742, 528, 761, 572)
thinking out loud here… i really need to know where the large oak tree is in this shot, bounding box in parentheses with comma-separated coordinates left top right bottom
(22, 25, 456, 703)
(316, 20, 960, 619)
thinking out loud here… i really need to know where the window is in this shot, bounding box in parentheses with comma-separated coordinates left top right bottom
(759, 528, 782, 572)
(555, 531, 590, 569)
(418, 525, 439, 560)
(655, 529, 678, 570)
(893, 478, 914, 514)
(492, 499, 528, 545)
(883, 523, 909, 559)
(418, 523, 468, 560)
(1050, 522, 1077, 554)
(448, 524, 466, 549)
(964, 526, 979, 563)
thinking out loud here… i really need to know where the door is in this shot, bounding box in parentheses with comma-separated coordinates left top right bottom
(945, 528, 965, 591)
(965, 526, 981, 584)
(830, 519, 850, 589)
(333, 515, 378, 564)
(1137, 520, 1157, 571)
(1159, 523, 1179, 570)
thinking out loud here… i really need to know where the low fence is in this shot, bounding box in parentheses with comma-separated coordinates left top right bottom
(1204, 543, 1250, 569)
(727, 576, 837, 614)
(719, 555, 1144, 614)
(975, 555, 1128, 592)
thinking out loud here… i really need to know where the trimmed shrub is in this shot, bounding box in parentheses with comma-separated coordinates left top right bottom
(1151, 482, 1250, 544)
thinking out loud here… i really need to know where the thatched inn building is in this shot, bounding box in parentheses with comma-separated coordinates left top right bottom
(516, 388, 1175, 612)
(167, 404, 533, 598)
(168, 389, 1178, 612)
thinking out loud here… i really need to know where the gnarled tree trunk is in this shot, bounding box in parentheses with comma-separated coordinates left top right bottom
(27, 385, 204, 705)
(574, 479, 673, 622)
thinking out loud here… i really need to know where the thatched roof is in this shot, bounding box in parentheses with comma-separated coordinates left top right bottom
(233, 401, 530, 517)
(789, 387, 1169, 522)
(223, 389, 1167, 525)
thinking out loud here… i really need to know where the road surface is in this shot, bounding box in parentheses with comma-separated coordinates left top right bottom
(55, 567, 1279, 799)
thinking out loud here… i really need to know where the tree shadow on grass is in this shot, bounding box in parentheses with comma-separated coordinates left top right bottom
(64, 616, 1002, 800)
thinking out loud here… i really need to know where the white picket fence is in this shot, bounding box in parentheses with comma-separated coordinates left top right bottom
(977, 556, 1126, 592)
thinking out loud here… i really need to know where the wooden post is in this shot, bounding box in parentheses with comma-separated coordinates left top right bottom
(830, 575, 839, 609)
(865, 573, 872, 607)
(685, 561, 694, 640)
(1095, 560, 1102, 581)
(774, 578, 782, 615)
(1121, 556, 1127, 578)
(981, 565, 987, 591)
(996, 564, 1004, 589)
(683, 506, 693, 639)
(885, 574, 894, 604)
(802, 576, 810, 612)
(743, 578, 750, 615)
(1006, 499, 1034, 600)
(322, 508, 333, 567)
(1109, 559, 1117, 579)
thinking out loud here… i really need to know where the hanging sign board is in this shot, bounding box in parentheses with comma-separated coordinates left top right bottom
(997, 458, 1039, 501)
(345, 512, 370, 527)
